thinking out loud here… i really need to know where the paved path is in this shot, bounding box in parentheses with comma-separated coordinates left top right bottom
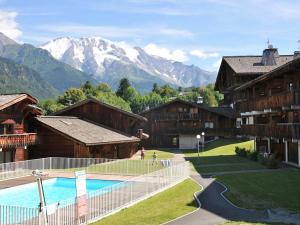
(165, 151, 270, 225)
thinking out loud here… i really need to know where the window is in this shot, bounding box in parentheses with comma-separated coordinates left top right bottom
(242, 117, 247, 125)
(247, 116, 254, 125)
(205, 122, 214, 128)
(236, 118, 242, 128)
(172, 137, 178, 146)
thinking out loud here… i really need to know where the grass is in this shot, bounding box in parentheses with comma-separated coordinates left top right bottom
(182, 139, 264, 174)
(51, 159, 164, 175)
(92, 178, 201, 225)
(142, 149, 174, 160)
(221, 222, 292, 225)
(217, 170, 300, 213)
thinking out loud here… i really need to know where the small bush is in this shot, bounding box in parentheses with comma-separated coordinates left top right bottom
(265, 155, 280, 169)
(235, 147, 247, 157)
(257, 153, 279, 169)
(246, 150, 259, 161)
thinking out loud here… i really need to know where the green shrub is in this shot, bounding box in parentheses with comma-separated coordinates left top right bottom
(265, 155, 280, 169)
(235, 146, 247, 157)
(257, 153, 280, 169)
(246, 150, 259, 161)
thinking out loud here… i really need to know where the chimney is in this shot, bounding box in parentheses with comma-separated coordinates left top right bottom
(294, 51, 300, 59)
(261, 44, 279, 66)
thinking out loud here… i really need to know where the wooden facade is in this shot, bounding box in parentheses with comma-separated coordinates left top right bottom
(29, 120, 139, 159)
(231, 52, 300, 167)
(28, 98, 147, 159)
(52, 98, 147, 136)
(0, 94, 41, 163)
(140, 99, 234, 149)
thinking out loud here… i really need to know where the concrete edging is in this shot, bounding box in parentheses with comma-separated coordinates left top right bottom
(160, 176, 204, 225)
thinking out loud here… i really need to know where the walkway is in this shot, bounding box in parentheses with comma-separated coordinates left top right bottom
(165, 151, 270, 225)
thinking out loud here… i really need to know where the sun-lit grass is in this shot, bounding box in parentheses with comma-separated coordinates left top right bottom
(92, 178, 201, 225)
(143, 149, 174, 160)
(50, 159, 164, 175)
(221, 222, 292, 225)
(182, 139, 263, 174)
(218, 170, 300, 213)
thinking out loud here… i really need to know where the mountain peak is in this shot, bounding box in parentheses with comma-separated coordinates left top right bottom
(40, 36, 216, 91)
(0, 32, 18, 47)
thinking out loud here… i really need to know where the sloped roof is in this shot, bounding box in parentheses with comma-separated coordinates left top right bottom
(223, 55, 293, 74)
(0, 93, 37, 110)
(235, 56, 300, 91)
(140, 98, 234, 118)
(35, 116, 140, 146)
(52, 98, 147, 122)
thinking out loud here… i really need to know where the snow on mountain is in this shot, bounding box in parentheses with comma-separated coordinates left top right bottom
(40, 37, 216, 90)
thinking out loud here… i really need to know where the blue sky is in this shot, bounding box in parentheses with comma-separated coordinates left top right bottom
(0, 0, 300, 71)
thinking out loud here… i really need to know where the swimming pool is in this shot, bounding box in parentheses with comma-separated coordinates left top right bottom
(0, 177, 122, 208)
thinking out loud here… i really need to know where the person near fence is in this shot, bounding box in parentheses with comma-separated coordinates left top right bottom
(152, 152, 158, 165)
(141, 147, 145, 160)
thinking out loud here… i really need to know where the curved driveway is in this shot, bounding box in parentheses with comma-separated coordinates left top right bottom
(165, 174, 269, 225)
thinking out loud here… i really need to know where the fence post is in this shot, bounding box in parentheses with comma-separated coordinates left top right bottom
(49, 157, 52, 171)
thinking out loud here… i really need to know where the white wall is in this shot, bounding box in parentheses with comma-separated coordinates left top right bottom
(179, 135, 198, 149)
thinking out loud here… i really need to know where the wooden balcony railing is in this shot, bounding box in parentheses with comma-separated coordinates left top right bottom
(153, 113, 201, 121)
(239, 123, 300, 139)
(0, 133, 38, 148)
(236, 89, 300, 113)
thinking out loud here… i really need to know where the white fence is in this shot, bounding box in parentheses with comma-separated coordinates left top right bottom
(0, 157, 189, 225)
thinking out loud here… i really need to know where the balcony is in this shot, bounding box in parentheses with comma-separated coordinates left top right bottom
(153, 113, 201, 121)
(157, 127, 235, 136)
(239, 123, 300, 139)
(236, 89, 300, 113)
(0, 133, 38, 148)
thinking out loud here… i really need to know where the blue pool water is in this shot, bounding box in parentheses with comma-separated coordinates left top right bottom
(0, 178, 122, 208)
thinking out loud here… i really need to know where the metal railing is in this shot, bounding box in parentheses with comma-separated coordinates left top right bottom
(0, 157, 189, 225)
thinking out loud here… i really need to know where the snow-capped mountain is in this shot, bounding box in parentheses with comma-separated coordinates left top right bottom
(41, 37, 216, 91)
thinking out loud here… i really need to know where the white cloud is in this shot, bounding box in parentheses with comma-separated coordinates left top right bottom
(212, 58, 222, 69)
(0, 10, 22, 40)
(190, 49, 219, 59)
(144, 43, 188, 62)
(38, 24, 193, 39)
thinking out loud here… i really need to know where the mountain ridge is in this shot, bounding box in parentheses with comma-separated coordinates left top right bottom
(41, 36, 216, 92)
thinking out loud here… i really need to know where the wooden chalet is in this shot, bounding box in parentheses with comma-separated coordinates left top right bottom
(52, 98, 147, 137)
(215, 46, 294, 107)
(140, 98, 234, 149)
(28, 98, 148, 159)
(0, 93, 42, 163)
(29, 116, 140, 159)
(234, 53, 300, 167)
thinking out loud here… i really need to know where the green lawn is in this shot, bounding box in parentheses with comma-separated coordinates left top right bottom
(222, 222, 292, 225)
(183, 139, 264, 174)
(143, 149, 174, 160)
(92, 178, 201, 225)
(218, 170, 300, 213)
(51, 159, 164, 175)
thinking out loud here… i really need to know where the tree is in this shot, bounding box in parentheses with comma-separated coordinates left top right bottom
(97, 82, 112, 93)
(57, 88, 86, 106)
(123, 86, 139, 103)
(38, 100, 64, 115)
(152, 83, 159, 93)
(95, 92, 131, 112)
(80, 81, 96, 97)
(116, 78, 130, 98)
(157, 85, 178, 98)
